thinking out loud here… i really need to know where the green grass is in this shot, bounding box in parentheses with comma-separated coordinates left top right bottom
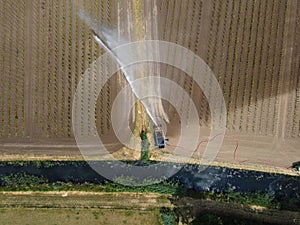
(184, 188, 280, 209)
(0, 172, 185, 195)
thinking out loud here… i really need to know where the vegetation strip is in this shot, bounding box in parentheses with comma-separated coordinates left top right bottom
(0, 156, 298, 176)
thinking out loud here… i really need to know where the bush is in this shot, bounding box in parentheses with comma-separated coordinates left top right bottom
(160, 207, 176, 225)
(140, 130, 150, 164)
(2, 172, 48, 189)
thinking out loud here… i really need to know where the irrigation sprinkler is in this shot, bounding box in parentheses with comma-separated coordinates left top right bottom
(153, 124, 168, 148)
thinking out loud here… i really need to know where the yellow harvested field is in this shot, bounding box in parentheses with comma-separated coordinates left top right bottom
(0, 208, 161, 225)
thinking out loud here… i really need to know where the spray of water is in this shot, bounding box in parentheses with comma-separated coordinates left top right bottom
(77, 8, 167, 127)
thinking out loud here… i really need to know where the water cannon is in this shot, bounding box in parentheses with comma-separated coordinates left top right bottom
(91, 28, 169, 149)
(153, 124, 168, 148)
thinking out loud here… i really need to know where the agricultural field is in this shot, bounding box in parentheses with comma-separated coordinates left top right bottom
(0, 192, 167, 225)
(0, 208, 161, 225)
(0, 0, 299, 173)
